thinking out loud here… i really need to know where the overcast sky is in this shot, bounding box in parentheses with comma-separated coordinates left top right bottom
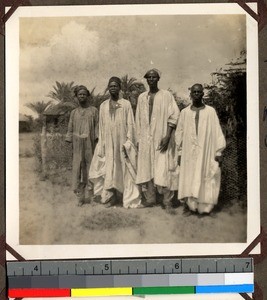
(19, 14, 246, 116)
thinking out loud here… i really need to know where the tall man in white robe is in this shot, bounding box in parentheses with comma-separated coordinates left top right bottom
(89, 77, 141, 208)
(175, 84, 226, 214)
(135, 69, 180, 210)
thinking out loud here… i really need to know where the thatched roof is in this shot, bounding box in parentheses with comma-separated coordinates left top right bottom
(43, 102, 77, 116)
(19, 113, 30, 122)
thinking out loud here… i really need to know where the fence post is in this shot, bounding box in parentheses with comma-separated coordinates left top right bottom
(40, 115, 47, 178)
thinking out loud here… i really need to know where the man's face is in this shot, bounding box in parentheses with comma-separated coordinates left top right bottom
(108, 82, 120, 97)
(146, 71, 160, 87)
(77, 89, 88, 104)
(190, 85, 204, 102)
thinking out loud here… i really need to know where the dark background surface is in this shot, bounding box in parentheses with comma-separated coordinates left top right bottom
(0, 0, 266, 299)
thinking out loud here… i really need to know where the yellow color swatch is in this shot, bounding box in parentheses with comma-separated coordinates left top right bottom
(71, 287, 133, 297)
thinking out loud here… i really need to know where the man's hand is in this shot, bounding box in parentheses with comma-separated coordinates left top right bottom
(215, 155, 223, 167)
(158, 135, 171, 153)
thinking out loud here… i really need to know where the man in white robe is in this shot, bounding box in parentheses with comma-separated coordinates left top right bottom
(175, 83, 226, 214)
(89, 77, 141, 208)
(135, 69, 180, 210)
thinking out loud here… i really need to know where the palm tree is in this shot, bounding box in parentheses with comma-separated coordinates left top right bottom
(89, 87, 110, 109)
(120, 75, 138, 100)
(25, 100, 53, 131)
(25, 100, 52, 117)
(128, 81, 146, 116)
(47, 81, 76, 103)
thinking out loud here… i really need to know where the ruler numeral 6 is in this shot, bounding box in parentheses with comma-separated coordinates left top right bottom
(175, 263, 180, 269)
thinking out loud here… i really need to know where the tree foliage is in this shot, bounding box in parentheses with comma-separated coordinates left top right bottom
(120, 75, 139, 100)
(204, 50, 247, 205)
(205, 50, 246, 138)
(47, 81, 76, 103)
(24, 100, 53, 131)
(168, 88, 189, 112)
(25, 100, 52, 116)
(89, 87, 110, 110)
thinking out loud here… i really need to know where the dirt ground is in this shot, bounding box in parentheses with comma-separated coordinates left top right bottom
(19, 133, 247, 245)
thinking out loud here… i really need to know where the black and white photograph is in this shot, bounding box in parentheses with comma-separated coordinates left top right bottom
(6, 3, 260, 259)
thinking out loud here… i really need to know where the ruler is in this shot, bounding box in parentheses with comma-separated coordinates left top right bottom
(7, 258, 254, 297)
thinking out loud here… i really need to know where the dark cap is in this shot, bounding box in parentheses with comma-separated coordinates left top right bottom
(74, 85, 90, 96)
(108, 76, 122, 88)
(144, 68, 161, 79)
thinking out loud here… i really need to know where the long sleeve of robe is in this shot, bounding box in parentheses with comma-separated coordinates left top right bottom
(65, 106, 98, 191)
(135, 89, 180, 190)
(175, 105, 226, 205)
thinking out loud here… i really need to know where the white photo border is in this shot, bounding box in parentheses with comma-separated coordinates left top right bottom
(6, 3, 260, 260)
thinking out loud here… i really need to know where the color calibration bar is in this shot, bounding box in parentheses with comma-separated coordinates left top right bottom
(8, 273, 254, 297)
(7, 258, 254, 297)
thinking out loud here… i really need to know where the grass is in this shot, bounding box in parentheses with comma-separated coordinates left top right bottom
(82, 209, 142, 231)
(19, 132, 247, 245)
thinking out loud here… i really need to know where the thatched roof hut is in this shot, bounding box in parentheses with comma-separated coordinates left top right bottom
(43, 102, 77, 117)
(42, 102, 77, 129)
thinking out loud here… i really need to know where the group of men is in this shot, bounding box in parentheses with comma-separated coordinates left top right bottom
(65, 69, 226, 215)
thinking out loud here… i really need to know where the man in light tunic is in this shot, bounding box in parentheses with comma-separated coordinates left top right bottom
(175, 83, 226, 214)
(65, 85, 98, 206)
(135, 69, 180, 210)
(90, 76, 141, 208)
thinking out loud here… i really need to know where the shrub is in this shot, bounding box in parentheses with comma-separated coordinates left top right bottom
(32, 125, 72, 185)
